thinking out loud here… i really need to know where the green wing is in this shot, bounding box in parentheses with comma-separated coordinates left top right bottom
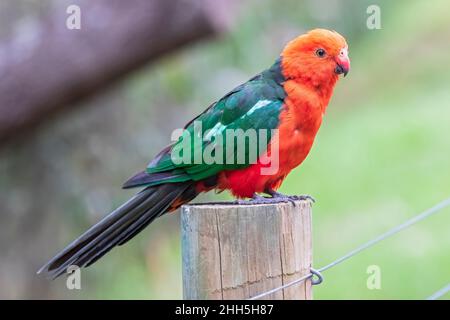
(145, 59, 286, 185)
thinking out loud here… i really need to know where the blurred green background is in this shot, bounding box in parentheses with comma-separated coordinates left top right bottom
(0, 0, 449, 299)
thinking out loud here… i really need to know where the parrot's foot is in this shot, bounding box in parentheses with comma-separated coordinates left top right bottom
(266, 189, 316, 204)
(233, 194, 271, 205)
(234, 192, 314, 206)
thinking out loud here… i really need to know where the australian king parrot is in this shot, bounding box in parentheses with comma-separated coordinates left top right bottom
(39, 28, 350, 278)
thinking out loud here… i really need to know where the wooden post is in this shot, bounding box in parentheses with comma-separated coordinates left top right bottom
(181, 200, 313, 300)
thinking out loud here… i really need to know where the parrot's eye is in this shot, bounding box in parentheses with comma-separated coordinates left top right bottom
(315, 48, 326, 58)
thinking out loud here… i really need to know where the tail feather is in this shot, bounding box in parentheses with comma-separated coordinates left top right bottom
(117, 182, 202, 247)
(38, 183, 193, 279)
(82, 185, 182, 267)
(122, 170, 189, 189)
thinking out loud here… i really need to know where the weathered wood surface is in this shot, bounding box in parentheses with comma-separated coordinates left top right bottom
(181, 201, 313, 300)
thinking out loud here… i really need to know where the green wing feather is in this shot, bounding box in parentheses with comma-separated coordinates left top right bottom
(145, 59, 286, 185)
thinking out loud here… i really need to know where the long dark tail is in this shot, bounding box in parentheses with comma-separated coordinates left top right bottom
(38, 182, 196, 279)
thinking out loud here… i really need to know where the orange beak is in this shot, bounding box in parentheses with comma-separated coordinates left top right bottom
(335, 47, 350, 77)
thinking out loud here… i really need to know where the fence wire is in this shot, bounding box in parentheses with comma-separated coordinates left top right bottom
(248, 197, 450, 300)
(427, 283, 450, 300)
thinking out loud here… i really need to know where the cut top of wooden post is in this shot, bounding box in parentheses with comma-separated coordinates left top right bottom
(181, 200, 313, 300)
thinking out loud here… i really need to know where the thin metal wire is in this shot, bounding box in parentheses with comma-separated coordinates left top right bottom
(248, 197, 450, 300)
(310, 268, 323, 285)
(427, 283, 450, 300)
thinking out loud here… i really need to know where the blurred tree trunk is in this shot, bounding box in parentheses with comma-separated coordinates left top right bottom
(0, 0, 235, 299)
(0, 0, 233, 146)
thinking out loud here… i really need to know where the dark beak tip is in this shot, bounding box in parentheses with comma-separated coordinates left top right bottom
(335, 64, 349, 77)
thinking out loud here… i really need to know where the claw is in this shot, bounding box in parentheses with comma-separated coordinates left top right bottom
(203, 193, 315, 207)
(266, 189, 316, 204)
(290, 194, 316, 203)
(233, 194, 275, 205)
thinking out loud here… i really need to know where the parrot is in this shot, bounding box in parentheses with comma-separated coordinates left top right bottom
(39, 28, 350, 279)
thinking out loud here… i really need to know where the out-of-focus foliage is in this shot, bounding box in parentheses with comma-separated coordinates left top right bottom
(0, 0, 449, 299)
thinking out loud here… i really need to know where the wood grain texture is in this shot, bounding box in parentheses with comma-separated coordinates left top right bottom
(181, 200, 312, 300)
